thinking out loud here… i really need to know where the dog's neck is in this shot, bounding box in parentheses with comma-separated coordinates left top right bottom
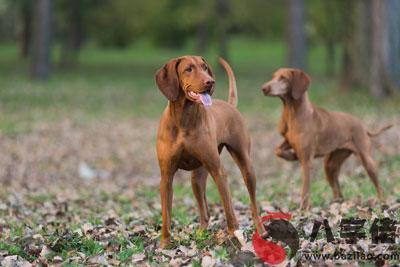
(281, 92, 313, 119)
(168, 93, 205, 129)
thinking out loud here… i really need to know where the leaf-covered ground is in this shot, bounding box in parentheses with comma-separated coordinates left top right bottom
(0, 115, 399, 266)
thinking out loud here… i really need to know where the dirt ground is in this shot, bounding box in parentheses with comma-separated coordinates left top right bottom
(0, 115, 399, 266)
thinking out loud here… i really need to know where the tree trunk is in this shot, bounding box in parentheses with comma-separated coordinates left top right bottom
(370, 0, 399, 97)
(60, 0, 83, 68)
(196, 23, 208, 54)
(20, 0, 32, 58)
(215, 0, 230, 61)
(325, 40, 335, 76)
(341, 0, 370, 89)
(287, 0, 306, 69)
(371, 1, 385, 97)
(31, 0, 52, 80)
(385, 0, 400, 91)
(341, 46, 353, 87)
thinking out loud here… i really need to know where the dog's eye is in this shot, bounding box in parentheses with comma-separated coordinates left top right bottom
(185, 67, 192, 73)
(203, 65, 208, 71)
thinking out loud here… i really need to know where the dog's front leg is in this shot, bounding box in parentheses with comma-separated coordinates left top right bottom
(159, 166, 176, 248)
(275, 139, 298, 161)
(298, 155, 313, 210)
(191, 166, 210, 229)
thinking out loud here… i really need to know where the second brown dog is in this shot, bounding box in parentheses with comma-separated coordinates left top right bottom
(262, 68, 391, 209)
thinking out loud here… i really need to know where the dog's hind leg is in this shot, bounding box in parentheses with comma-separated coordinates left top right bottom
(324, 149, 352, 200)
(354, 135, 383, 200)
(188, 141, 239, 236)
(359, 153, 383, 200)
(227, 145, 262, 233)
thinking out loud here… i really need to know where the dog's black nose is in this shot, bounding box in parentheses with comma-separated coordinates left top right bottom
(205, 80, 215, 87)
(262, 85, 270, 95)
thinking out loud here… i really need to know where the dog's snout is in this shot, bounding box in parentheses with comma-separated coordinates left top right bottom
(262, 84, 270, 95)
(205, 79, 215, 88)
(205, 80, 215, 86)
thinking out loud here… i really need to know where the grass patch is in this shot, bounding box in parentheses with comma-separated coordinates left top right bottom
(117, 236, 145, 262)
(80, 238, 104, 256)
(192, 229, 214, 250)
(172, 205, 193, 225)
(0, 241, 37, 262)
(46, 231, 104, 257)
(0, 38, 398, 134)
(214, 247, 229, 262)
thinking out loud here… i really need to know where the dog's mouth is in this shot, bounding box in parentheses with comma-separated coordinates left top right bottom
(187, 91, 213, 106)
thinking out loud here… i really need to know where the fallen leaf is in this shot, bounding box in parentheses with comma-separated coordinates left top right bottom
(132, 253, 146, 263)
(201, 255, 215, 267)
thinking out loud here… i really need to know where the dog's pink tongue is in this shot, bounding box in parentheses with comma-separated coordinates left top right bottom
(199, 93, 212, 106)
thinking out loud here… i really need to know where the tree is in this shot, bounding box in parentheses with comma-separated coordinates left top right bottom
(150, 0, 192, 49)
(308, 0, 354, 77)
(215, 0, 231, 61)
(195, 0, 213, 53)
(287, 0, 306, 69)
(18, 0, 33, 58)
(31, 0, 52, 80)
(384, 0, 400, 92)
(231, 0, 285, 39)
(339, 0, 358, 88)
(370, 0, 400, 97)
(58, 0, 85, 67)
(340, 0, 399, 96)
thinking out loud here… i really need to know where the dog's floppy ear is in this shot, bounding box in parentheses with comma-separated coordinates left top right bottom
(155, 58, 181, 101)
(291, 70, 310, 100)
(201, 57, 214, 78)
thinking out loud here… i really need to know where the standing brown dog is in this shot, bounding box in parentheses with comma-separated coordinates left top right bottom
(155, 56, 261, 248)
(261, 68, 391, 210)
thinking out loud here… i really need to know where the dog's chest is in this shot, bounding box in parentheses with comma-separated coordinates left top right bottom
(284, 125, 314, 148)
(178, 149, 202, 171)
(283, 127, 299, 144)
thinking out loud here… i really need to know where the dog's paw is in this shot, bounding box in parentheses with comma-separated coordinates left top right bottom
(159, 237, 171, 249)
(199, 219, 209, 230)
(331, 197, 344, 204)
(299, 200, 310, 212)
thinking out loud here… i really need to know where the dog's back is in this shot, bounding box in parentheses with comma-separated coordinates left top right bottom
(312, 106, 367, 154)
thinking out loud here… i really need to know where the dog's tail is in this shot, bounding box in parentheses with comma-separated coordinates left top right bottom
(367, 124, 393, 137)
(219, 57, 238, 107)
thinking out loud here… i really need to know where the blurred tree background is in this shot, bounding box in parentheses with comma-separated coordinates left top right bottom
(0, 0, 399, 97)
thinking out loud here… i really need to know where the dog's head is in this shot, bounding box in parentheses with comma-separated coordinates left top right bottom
(261, 68, 310, 100)
(155, 56, 215, 106)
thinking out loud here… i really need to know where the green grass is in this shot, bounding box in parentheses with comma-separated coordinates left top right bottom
(0, 241, 37, 262)
(0, 38, 398, 134)
(192, 228, 214, 250)
(116, 235, 145, 262)
(215, 247, 229, 262)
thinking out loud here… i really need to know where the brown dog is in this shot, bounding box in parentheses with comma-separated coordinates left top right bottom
(261, 68, 392, 209)
(155, 56, 261, 248)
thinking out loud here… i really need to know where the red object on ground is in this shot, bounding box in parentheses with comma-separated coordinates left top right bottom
(252, 211, 292, 265)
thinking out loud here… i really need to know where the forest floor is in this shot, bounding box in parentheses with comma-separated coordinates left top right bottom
(0, 114, 399, 266)
(0, 40, 399, 266)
